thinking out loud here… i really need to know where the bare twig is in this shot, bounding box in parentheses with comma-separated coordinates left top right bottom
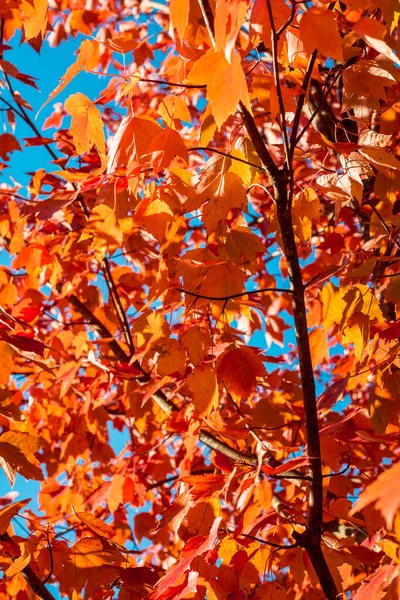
(178, 286, 293, 301)
(266, 0, 290, 167)
(189, 146, 267, 173)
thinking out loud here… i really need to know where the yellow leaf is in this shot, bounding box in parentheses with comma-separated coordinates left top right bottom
(228, 149, 253, 186)
(342, 311, 369, 360)
(157, 96, 191, 128)
(64, 92, 106, 156)
(187, 364, 219, 417)
(120, 73, 141, 99)
(300, 8, 343, 61)
(21, 0, 47, 39)
(187, 48, 251, 129)
(199, 103, 217, 146)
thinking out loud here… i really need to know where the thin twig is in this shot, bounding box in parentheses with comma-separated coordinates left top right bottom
(178, 286, 293, 301)
(219, 528, 298, 550)
(266, 0, 290, 168)
(189, 146, 267, 173)
(289, 49, 318, 162)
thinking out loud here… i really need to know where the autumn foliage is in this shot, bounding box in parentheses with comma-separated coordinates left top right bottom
(1, 0, 400, 598)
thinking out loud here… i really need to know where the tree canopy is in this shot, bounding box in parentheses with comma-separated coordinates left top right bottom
(1, 0, 400, 598)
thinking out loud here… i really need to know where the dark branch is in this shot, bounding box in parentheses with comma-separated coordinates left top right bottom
(178, 286, 293, 301)
(219, 528, 298, 550)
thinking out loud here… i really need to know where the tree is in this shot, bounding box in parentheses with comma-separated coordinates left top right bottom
(0, 0, 400, 598)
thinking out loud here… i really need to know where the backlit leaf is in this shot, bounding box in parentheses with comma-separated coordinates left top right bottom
(0, 498, 31, 534)
(65, 92, 106, 156)
(217, 346, 266, 400)
(300, 7, 343, 61)
(187, 48, 251, 129)
(187, 364, 219, 417)
(350, 461, 400, 527)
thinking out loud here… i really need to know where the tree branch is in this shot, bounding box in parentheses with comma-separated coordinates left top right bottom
(189, 146, 269, 173)
(289, 49, 318, 162)
(266, 0, 290, 168)
(66, 293, 129, 362)
(101, 258, 135, 355)
(239, 103, 281, 189)
(178, 286, 293, 301)
(219, 528, 298, 550)
(275, 184, 339, 599)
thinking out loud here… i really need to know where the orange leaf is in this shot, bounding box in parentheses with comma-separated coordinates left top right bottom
(0, 499, 31, 534)
(169, 0, 190, 41)
(70, 537, 124, 569)
(187, 364, 219, 417)
(300, 7, 343, 61)
(156, 338, 186, 377)
(133, 197, 174, 242)
(353, 564, 397, 600)
(180, 327, 209, 366)
(217, 346, 266, 400)
(214, 0, 248, 57)
(145, 127, 188, 171)
(157, 96, 191, 128)
(350, 461, 400, 527)
(73, 511, 116, 539)
(5, 549, 31, 578)
(187, 48, 251, 129)
(107, 116, 163, 174)
(202, 172, 248, 232)
(0, 441, 44, 486)
(64, 92, 105, 156)
(21, 0, 47, 39)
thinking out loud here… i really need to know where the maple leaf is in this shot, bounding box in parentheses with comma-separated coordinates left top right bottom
(0, 133, 21, 161)
(21, 0, 47, 40)
(0, 498, 31, 534)
(217, 346, 266, 400)
(64, 92, 106, 156)
(300, 7, 343, 61)
(187, 48, 251, 129)
(187, 363, 219, 417)
(350, 461, 400, 528)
